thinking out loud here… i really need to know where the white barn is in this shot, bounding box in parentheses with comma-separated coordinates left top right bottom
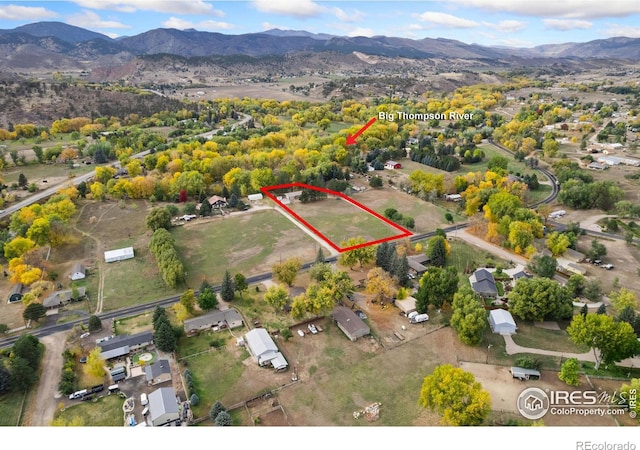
(243, 328, 288, 371)
(489, 309, 517, 335)
(104, 247, 134, 263)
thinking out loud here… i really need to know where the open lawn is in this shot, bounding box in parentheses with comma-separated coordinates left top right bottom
(54, 393, 124, 426)
(2, 163, 94, 186)
(113, 312, 153, 336)
(511, 322, 590, 354)
(286, 195, 405, 247)
(173, 209, 318, 286)
(0, 391, 26, 426)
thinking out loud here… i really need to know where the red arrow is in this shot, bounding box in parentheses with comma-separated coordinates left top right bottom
(346, 117, 377, 145)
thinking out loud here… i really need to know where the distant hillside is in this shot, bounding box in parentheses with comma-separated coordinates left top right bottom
(0, 21, 112, 44)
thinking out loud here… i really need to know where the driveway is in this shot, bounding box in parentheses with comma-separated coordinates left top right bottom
(26, 331, 67, 426)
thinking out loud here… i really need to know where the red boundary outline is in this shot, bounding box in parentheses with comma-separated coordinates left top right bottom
(260, 182, 413, 253)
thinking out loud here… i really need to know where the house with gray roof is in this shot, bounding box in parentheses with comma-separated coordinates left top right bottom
(148, 387, 180, 427)
(145, 359, 172, 386)
(69, 263, 86, 281)
(43, 286, 86, 309)
(183, 308, 243, 335)
(98, 330, 153, 360)
(331, 306, 370, 342)
(469, 268, 498, 298)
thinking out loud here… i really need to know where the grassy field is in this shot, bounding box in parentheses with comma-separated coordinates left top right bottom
(53, 393, 124, 426)
(113, 312, 153, 336)
(2, 163, 94, 184)
(0, 391, 27, 426)
(511, 322, 589, 353)
(287, 196, 405, 246)
(172, 209, 318, 286)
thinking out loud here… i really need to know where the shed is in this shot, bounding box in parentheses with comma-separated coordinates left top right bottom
(104, 247, 134, 263)
(148, 387, 180, 427)
(331, 306, 370, 341)
(248, 193, 263, 202)
(8, 283, 24, 303)
(145, 359, 172, 385)
(384, 161, 402, 170)
(395, 296, 417, 315)
(69, 263, 86, 281)
(489, 309, 517, 335)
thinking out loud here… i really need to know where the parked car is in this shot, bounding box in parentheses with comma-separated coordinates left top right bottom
(80, 332, 90, 339)
(409, 313, 429, 324)
(602, 264, 614, 270)
(297, 329, 305, 337)
(308, 324, 318, 334)
(140, 393, 148, 406)
(355, 310, 367, 320)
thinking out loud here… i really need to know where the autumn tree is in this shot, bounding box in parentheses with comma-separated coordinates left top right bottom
(338, 237, 376, 269)
(365, 267, 398, 304)
(234, 273, 248, 298)
(84, 347, 106, 378)
(546, 232, 572, 257)
(558, 358, 580, 387)
(451, 287, 487, 346)
(609, 288, 638, 315)
(419, 364, 491, 426)
(567, 313, 639, 370)
(263, 284, 290, 311)
(180, 289, 196, 315)
(272, 257, 302, 286)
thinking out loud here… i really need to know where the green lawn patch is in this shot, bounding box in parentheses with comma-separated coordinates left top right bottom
(113, 312, 153, 336)
(54, 393, 124, 426)
(579, 361, 640, 379)
(511, 323, 590, 354)
(496, 282, 505, 296)
(0, 391, 26, 426)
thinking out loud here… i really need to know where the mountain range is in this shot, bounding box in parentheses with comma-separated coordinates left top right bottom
(1, 21, 640, 70)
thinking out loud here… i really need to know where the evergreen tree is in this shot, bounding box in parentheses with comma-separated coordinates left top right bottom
(580, 303, 588, 318)
(153, 306, 168, 330)
(214, 410, 232, 426)
(376, 242, 394, 272)
(228, 193, 238, 208)
(199, 199, 212, 216)
(88, 315, 102, 332)
(392, 254, 410, 287)
(315, 247, 325, 264)
(596, 303, 607, 315)
(220, 270, 235, 302)
(18, 173, 27, 188)
(428, 236, 448, 267)
(154, 321, 176, 352)
(210, 401, 227, 422)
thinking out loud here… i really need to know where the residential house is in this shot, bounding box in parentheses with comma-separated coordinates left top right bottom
(407, 254, 429, 277)
(104, 247, 134, 263)
(331, 306, 370, 342)
(488, 309, 517, 335)
(183, 309, 244, 335)
(69, 263, 86, 281)
(145, 359, 172, 386)
(43, 286, 86, 309)
(384, 161, 402, 170)
(98, 331, 154, 360)
(469, 268, 498, 298)
(243, 328, 288, 371)
(148, 387, 180, 427)
(8, 283, 24, 303)
(207, 195, 228, 208)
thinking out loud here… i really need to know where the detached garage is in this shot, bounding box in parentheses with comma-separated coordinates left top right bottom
(104, 247, 134, 263)
(489, 309, 517, 335)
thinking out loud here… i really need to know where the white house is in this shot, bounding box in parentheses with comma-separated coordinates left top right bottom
(243, 328, 288, 371)
(104, 247, 134, 263)
(488, 309, 517, 335)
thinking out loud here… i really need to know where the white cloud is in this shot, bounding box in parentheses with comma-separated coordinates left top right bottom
(543, 19, 592, 30)
(72, 0, 224, 16)
(484, 20, 527, 33)
(0, 5, 57, 20)
(252, 0, 323, 18)
(414, 11, 479, 28)
(332, 7, 365, 23)
(67, 10, 130, 29)
(347, 27, 375, 37)
(444, 0, 640, 19)
(162, 17, 235, 31)
(602, 25, 640, 38)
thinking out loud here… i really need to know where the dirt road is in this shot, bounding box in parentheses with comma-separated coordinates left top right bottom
(25, 332, 67, 426)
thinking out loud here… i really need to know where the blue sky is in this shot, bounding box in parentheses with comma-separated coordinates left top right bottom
(1, 1, 640, 47)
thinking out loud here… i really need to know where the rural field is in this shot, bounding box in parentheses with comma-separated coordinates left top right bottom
(172, 208, 319, 287)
